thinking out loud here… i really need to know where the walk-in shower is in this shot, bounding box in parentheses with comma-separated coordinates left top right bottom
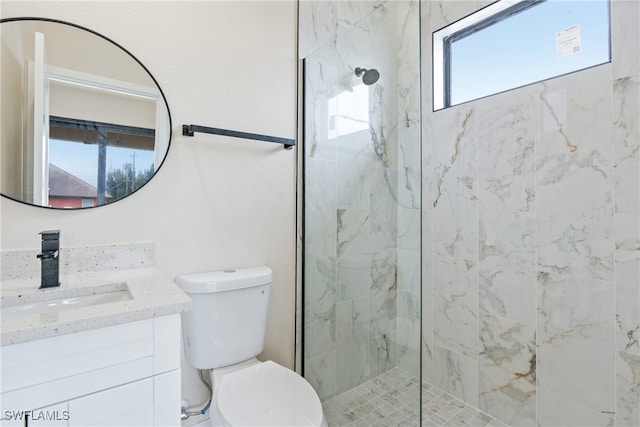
(302, 1, 637, 426)
(302, 2, 422, 425)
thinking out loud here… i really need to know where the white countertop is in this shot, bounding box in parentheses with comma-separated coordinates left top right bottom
(0, 267, 191, 346)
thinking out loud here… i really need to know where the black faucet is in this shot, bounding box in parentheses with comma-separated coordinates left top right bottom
(37, 230, 60, 289)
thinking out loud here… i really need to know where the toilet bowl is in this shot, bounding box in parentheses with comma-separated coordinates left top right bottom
(209, 359, 326, 427)
(175, 267, 326, 427)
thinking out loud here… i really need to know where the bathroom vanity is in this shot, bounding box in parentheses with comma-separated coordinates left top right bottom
(0, 267, 191, 426)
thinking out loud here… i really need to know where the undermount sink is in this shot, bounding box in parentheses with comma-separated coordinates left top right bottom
(1, 282, 132, 320)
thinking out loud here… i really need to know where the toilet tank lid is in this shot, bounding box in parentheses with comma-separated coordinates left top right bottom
(175, 266, 272, 293)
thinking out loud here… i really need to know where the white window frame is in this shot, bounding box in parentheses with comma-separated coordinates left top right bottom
(45, 64, 168, 169)
(29, 56, 168, 205)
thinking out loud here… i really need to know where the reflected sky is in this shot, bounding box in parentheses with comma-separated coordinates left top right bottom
(49, 139, 154, 187)
(450, 0, 610, 105)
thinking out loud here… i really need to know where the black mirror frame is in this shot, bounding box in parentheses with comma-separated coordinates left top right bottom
(0, 17, 172, 210)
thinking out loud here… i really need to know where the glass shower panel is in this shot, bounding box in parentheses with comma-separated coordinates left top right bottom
(302, 1, 421, 425)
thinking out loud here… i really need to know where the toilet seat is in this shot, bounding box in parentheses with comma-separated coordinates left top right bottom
(216, 361, 324, 426)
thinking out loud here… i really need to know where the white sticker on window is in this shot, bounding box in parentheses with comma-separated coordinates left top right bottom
(556, 25, 581, 58)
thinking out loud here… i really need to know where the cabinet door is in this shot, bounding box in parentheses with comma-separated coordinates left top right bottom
(68, 378, 153, 426)
(153, 370, 181, 426)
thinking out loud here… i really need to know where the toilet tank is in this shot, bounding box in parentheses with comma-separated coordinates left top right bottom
(176, 266, 272, 370)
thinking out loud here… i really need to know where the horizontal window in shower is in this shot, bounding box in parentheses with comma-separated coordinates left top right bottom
(433, 0, 611, 110)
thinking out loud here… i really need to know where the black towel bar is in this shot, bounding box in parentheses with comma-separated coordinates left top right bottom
(182, 124, 295, 149)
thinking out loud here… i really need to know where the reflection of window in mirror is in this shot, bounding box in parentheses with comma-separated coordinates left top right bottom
(30, 61, 167, 208)
(26, 29, 167, 207)
(1, 19, 172, 209)
(48, 117, 155, 207)
(40, 65, 163, 207)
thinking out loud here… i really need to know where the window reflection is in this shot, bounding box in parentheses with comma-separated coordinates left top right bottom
(48, 118, 154, 208)
(328, 83, 370, 139)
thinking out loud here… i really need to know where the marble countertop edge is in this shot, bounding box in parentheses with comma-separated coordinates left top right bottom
(0, 267, 192, 347)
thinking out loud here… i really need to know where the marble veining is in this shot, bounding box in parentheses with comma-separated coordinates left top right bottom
(370, 85, 393, 169)
(538, 86, 577, 152)
(397, 289, 420, 373)
(433, 256, 478, 359)
(476, 89, 535, 215)
(305, 158, 338, 258)
(614, 74, 640, 366)
(432, 108, 476, 210)
(305, 351, 337, 401)
(336, 296, 371, 393)
(298, 0, 388, 59)
(304, 256, 337, 361)
(610, 0, 640, 79)
(478, 314, 536, 426)
(617, 350, 640, 426)
(535, 67, 614, 283)
(479, 256, 536, 327)
(432, 344, 479, 408)
(370, 168, 398, 251)
(430, 106, 478, 261)
(537, 271, 615, 416)
(337, 209, 370, 257)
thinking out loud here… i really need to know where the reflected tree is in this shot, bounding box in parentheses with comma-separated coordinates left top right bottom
(106, 162, 153, 201)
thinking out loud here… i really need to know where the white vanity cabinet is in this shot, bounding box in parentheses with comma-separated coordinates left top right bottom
(0, 315, 181, 427)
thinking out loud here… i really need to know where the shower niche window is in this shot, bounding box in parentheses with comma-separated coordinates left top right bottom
(327, 83, 370, 139)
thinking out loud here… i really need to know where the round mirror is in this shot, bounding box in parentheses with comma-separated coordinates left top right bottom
(1, 18, 171, 209)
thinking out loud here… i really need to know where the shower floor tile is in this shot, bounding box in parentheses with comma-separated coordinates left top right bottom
(322, 367, 507, 427)
(421, 381, 507, 427)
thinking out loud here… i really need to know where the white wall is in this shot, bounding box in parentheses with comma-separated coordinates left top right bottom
(0, 0, 297, 419)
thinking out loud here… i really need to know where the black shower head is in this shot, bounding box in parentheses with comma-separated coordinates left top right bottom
(355, 67, 380, 85)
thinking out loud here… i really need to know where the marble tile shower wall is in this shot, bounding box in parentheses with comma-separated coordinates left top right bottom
(301, 0, 421, 401)
(421, 1, 639, 426)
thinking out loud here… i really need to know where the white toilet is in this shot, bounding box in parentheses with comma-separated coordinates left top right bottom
(176, 266, 326, 427)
